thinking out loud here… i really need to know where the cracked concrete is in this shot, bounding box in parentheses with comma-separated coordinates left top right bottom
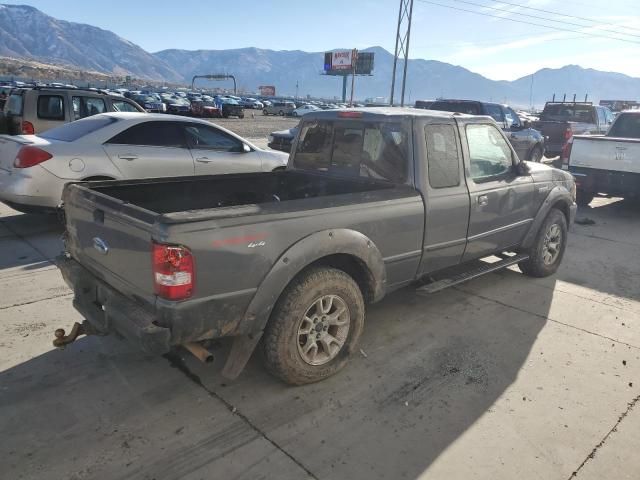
(0, 196, 639, 479)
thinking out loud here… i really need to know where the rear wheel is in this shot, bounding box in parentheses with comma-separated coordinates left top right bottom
(528, 145, 543, 163)
(263, 109, 269, 116)
(278, 110, 284, 116)
(262, 267, 365, 385)
(519, 209, 567, 278)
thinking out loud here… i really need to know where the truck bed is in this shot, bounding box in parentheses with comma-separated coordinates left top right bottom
(88, 170, 395, 215)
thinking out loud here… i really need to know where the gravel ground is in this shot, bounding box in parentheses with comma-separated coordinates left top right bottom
(205, 110, 299, 140)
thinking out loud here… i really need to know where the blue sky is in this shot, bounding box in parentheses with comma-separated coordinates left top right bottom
(6, 0, 640, 80)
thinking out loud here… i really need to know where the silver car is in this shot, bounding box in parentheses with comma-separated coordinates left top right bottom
(0, 112, 289, 213)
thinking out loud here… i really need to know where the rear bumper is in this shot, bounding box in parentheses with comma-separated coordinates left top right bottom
(570, 166, 640, 197)
(0, 166, 64, 208)
(58, 255, 171, 355)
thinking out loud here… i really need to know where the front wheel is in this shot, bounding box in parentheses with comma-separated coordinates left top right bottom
(278, 110, 284, 116)
(519, 209, 567, 278)
(292, 111, 298, 117)
(262, 267, 365, 385)
(529, 145, 543, 162)
(263, 109, 269, 116)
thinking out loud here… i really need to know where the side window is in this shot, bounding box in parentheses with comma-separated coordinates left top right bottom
(184, 124, 242, 151)
(484, 104, 504, 124)
(604, 108, 614, 125)
(37, 95, 65, 120)
(107, 121, 186, 147)
(426, 124, 460, 188)
(72, 96, 107, 120)
(112, 100, 139, 113)
(505, 108, 521, 128)
(595, 107, 605, 126)
(360, 123, 408, 183)
(466, 124, 513, 182)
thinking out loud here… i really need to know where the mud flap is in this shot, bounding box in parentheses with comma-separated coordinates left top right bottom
(221, 333, 263, 379)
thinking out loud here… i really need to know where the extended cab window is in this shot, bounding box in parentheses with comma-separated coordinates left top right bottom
(295, 120, 408, 183)
(607, 113, 640, 139)
(466, 124, 513, 181)
(6, 93, 23, 115)
(37, 95, 65, 120)
(426, 124, 460, 188)
(112, 100, 139, 113)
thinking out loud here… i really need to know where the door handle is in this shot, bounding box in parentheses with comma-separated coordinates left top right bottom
(118, 154, 138, 160)
(478, 195, 488, 206)
(195, 157, 213, 163)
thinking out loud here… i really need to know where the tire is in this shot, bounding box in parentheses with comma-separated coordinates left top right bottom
(263, 109, 269, 116)
(262, 267, 365, 385)
(519, 209, 568, 278)
(576, 190, 595, 207)
(239, 114, 244, 119)
(292, 111, 298, 117)
(528, 145, 543, 163)
(278, 110, 284, 116)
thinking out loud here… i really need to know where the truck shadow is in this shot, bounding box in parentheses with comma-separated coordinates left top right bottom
(0, 269, 556, 479)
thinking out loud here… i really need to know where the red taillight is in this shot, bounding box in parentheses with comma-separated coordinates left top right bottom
(561, 138, 573, 170)
(563, 126, 573, 141)
(337, 111, 362, 118)
(21, 121, 35, 135)
(152, 242, 194, 300)
(14, 146, 53, 168)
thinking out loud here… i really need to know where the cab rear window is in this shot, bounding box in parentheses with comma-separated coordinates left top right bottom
(5, 93, 23, 115)
(294, 120, 408, 183)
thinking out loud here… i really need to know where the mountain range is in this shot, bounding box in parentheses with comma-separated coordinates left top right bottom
(1, 4, 639, 106)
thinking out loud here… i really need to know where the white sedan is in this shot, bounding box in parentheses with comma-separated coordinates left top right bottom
(0, 113, 289, 212)
(291, 104, 321, 117)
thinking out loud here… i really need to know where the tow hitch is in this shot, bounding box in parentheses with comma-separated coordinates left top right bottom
(53, 321, 99, 348)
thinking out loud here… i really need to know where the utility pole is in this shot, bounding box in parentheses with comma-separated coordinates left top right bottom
(350, 49, 358, 106)
(390, 0, 414, 107)
(295, 80, 299, 99)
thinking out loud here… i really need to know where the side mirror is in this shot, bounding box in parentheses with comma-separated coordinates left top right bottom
(515, 159, 530, 176)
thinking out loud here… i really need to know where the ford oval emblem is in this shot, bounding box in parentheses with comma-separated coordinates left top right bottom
(93, 237, 109, 255)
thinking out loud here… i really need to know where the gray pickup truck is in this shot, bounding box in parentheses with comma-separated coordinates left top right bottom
(55, 108, 577, 385)
(532, 102, 614, 158)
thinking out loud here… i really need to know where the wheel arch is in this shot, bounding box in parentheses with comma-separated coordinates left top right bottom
(521, 187, 573, 249)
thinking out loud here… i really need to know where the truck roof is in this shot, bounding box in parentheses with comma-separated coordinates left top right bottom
(303, 107, 477, 120)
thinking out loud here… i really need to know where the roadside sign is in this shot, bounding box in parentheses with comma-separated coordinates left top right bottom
(332, 50, 356, 70)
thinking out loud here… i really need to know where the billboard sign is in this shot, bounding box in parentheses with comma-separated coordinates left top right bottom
(331, 50, 356, 70)
(324, 51, 374, 75)
(259, 85, 276, 96)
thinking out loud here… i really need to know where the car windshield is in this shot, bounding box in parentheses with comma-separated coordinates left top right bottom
(607, 113, 640, 138)
(541, 104, 593, 122)
(40, 116, 118, 142)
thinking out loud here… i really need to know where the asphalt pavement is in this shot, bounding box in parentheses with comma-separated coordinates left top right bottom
(1, 196, 639, 480)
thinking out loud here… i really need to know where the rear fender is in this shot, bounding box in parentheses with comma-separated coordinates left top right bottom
(221, 229, 386, 379)
(242, 228, 386, 335)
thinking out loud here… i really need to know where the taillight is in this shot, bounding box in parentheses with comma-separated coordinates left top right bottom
(14, 146, 53, 168)
(561, 138, 573, 170)
(21, 121, 35, 135)
(563, 126, 573, 141)
(337, 111, 363, 118)
(152, 242, 194, 300)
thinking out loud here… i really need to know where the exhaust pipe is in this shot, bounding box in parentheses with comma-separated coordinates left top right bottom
(183, 342, 214, 364)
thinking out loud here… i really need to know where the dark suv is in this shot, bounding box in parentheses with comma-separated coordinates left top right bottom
(429, 100, 546, 162)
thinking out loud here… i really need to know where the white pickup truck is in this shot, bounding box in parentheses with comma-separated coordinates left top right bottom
(567, 110, 640, 206)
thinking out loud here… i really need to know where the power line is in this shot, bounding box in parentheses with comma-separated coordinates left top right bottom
(487, 0, 640, 34)
(415, 0, 640, 45)
(451, 0, 640, 39)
